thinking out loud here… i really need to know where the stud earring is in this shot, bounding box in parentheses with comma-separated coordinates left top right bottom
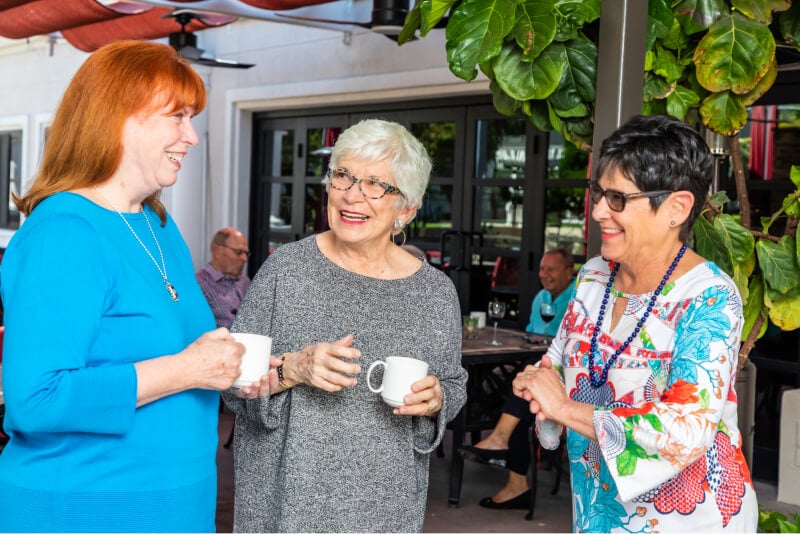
(670, 220, 676, 227)
(394, 218, 403, 229)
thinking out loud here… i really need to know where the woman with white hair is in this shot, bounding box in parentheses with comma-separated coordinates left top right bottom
(224, 119, 467, 532)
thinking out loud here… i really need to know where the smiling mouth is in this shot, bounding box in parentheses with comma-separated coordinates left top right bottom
(166, 153, 184, 163)
(341, 211, 368, 222)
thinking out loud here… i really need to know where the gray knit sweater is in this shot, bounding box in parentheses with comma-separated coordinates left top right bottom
(223, 236, 467, 533)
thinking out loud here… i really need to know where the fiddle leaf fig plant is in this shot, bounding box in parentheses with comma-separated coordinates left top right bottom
(400, 0, 800, 362)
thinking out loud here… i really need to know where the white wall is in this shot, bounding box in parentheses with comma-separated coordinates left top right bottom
(0, 20, 487, 266)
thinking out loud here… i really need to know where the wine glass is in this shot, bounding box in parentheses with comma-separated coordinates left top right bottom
(487, 300, 507, 346)
(540, 302, 556, 324)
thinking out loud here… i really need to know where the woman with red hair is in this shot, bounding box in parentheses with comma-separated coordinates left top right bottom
(0, 41, 244, 532)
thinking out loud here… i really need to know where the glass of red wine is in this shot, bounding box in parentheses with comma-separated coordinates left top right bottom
(540, 302, 556, 324)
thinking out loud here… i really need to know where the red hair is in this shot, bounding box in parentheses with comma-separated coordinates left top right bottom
(16, 40, 206, 224)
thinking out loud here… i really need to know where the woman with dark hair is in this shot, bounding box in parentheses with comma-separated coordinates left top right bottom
(0, 41, 243, 532)
(514, 115, 758, 532)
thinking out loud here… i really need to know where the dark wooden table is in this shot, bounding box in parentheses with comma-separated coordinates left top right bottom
(448, 327, 549, 507)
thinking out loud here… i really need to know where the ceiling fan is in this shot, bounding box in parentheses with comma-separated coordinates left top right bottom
(166, 10, 254, 69)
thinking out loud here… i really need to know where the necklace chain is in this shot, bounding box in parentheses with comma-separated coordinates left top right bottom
(94, 187, 179, 302)
(587, 244, 687, 388)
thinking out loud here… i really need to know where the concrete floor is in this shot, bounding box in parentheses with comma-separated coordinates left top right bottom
(215, 409, 799, 533)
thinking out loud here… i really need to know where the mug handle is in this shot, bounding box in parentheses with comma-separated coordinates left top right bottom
(366, 360, 386, 393)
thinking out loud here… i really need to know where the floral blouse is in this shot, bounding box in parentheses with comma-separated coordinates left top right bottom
(543, 255, 758, 533)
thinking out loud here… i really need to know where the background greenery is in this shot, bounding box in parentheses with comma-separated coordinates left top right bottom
(402, 0, 800, 361)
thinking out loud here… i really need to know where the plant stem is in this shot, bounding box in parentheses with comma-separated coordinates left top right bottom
(729, 134, 751, 229)
(739, 312, 764, 368)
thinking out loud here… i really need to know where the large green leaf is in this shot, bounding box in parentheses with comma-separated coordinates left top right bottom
(673, 0, 726, 36)
(693, 215, 734, 275)
(445, 0, 518, 81)
(779, 0, 800, 47)
(797, 222, 800, 266)
(666, 85, 700, 120)
(647, 0, 674, 51)
(490, 80, 519, 116)
(420, 0, 458, 35)
(699, 91, 747, 136)
(730, 0, 790, 25)
(653, 44, 685, 83)
(766, 290, 800, 331)
(552, 0, 600, 42)
(716, 213, 756, 264)
(492, 41, 565, 101)
(512, 0, 557, 59)
(792, 165, 800, 189)
(739, 58, 778, 107)
(693, 13, 775, 95)
(757, 236, 800, 294)
(644, 72, 674, 101)
(398, 1, 422, 44)
(547, 33, 596, 114)
(526, 99, 552, 131)
(742, 274, 767, 343)
(661, 15, 691, 51)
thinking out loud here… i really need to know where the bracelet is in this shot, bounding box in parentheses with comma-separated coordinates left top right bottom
(277, 354, 292, 389)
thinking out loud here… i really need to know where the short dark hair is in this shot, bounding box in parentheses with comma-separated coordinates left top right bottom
(595, 114, 713, 241)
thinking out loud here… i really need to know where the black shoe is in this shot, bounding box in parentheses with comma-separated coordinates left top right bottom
(459, 446, 508, 469)
(478, 490, 532, 510)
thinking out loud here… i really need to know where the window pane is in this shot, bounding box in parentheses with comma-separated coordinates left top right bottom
(304, 184, 327, 235)
(547, 132, 589, 180)
(306, 127, 341, 177)
(270, 183, 292, 230)
(544, 187, 587, 256)
(7, 130, 20, 229)
(408, 184, 453, 251)
(411, 122, 456, 177)
(476, 185, 524, 249)
(475, 118, 526, 180)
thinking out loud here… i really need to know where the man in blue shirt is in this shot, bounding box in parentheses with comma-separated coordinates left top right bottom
(461, 247, 575, 509)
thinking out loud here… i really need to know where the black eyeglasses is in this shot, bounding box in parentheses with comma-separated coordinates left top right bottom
(589, 182, 675, 212)
(327, 168, 404, 200)
(218, 243, 250, 257)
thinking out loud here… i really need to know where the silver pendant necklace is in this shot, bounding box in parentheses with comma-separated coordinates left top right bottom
(94, 187, 179, 302)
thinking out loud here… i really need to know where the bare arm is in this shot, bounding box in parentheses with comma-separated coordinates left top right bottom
(135, 328, 244, 407)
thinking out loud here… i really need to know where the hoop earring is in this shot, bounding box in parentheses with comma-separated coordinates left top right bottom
(392, 229, 407, 247)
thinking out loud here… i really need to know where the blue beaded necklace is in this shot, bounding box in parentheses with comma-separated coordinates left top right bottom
(587, 243, 687, 388)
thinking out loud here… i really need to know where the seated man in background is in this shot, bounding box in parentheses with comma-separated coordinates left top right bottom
(461, 247, 574, 509)
(196, 227, 252, 329)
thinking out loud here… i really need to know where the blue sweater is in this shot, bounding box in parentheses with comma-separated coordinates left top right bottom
(0, 193, 218, 532)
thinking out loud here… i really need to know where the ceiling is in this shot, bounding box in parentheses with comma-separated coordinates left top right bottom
(0, 0, 374, 52)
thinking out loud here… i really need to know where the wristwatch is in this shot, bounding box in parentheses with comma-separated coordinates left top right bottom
(277, 354, 292, 389)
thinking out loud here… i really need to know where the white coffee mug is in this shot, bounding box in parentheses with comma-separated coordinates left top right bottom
(366, 356, 429, 407)
(470, 311, 487, 328)
(231, 332, 272, 388)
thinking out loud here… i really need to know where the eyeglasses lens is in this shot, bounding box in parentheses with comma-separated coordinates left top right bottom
(330, 170, 389, 199)
(590, 184, 625, 212)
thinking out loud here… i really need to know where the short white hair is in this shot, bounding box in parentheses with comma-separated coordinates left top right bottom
(322, 119, 432, 220)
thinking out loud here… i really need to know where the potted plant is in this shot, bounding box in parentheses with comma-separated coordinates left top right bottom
(401, 0, 800, 365)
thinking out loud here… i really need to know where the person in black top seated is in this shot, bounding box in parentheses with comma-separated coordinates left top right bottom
(461, 248, 574, 509)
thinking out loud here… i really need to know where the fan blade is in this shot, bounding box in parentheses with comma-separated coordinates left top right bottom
(190, 57, 255, 69)
(274, 13, 370, 29)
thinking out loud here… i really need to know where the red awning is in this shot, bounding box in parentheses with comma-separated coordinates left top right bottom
(0, 0, 335, 52)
